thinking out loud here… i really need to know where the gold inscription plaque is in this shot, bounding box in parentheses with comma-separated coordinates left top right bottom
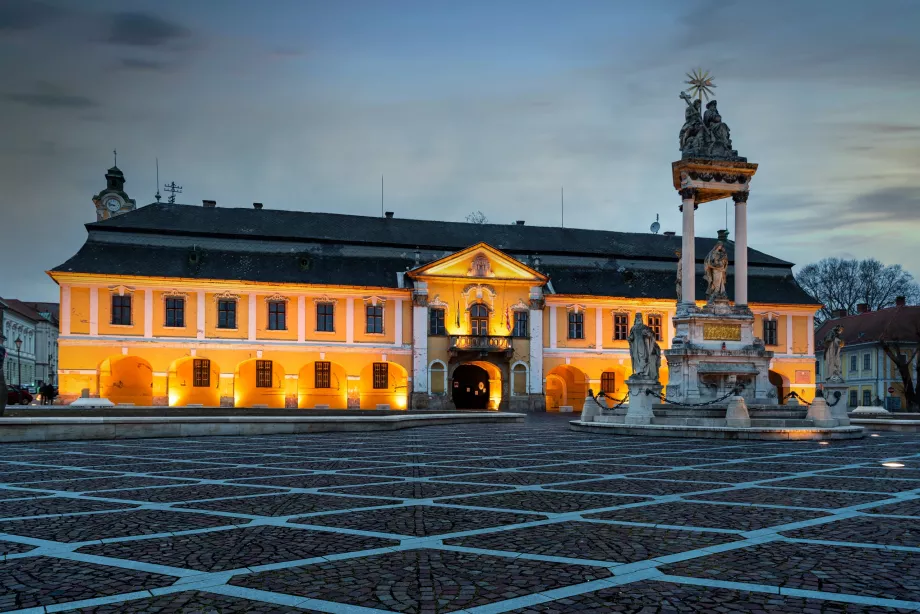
(703, 323, 742, 341)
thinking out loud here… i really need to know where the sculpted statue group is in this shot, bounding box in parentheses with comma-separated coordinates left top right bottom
(679, 93, 742, 160)
(628, 313, 662, 381)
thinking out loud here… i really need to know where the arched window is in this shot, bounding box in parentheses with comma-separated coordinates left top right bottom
(470, 303, 489, 336)
(429, 361, 447, 395)
(512, 363, 528, 395)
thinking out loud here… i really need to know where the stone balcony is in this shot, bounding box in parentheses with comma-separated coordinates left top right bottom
(449, 334, 513, 357)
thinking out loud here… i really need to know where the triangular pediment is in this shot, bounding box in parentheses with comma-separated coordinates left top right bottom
(408, 242, 547, 283)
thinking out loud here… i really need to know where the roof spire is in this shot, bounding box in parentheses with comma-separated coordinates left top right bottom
(113, 149, 117, 167)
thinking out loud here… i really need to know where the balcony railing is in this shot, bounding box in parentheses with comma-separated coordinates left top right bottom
(449, 335, 512, 352)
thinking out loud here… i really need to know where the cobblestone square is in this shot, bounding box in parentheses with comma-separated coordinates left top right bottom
(1, 415, 919, 612)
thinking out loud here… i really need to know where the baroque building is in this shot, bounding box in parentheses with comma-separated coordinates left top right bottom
(48, 168, 819, 410)
(0, 298, 59, 388)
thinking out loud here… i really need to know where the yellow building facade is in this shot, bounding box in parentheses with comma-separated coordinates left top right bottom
(50, 170, 820, 410)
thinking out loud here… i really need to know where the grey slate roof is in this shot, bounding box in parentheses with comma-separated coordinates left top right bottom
(86, 203, 791, 266)
(54, 203, 818, 305)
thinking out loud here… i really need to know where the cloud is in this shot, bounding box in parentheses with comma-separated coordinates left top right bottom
(117, 57, 172, 72)
(2, 81, 97, 109)
(0, 0, 58, 32)
(105, 12, 190, 47)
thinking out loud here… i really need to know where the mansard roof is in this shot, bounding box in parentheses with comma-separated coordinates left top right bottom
(86, 203, 792, 266)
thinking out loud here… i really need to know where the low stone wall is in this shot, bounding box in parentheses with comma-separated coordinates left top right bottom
(569, 420, 866, 440)
(0, 413, 525, 443)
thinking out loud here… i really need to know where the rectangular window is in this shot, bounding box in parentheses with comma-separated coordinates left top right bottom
(863, 353, 871, 371)
(815, 360, 821, 376)
(513, 311, 529, 338)
(217, 300, 236, 329)
(613, 313, 629, 340)
(193, 359, 210, 387)
(165, 298, 185, 328)
(373, 362, 389, 389)
(428, 308, 446, 336)
(111, 295, 131, 325)
(256, 360, 273, 388)
(849, 355, 857, 372)
(862, 388, 872, 406)
(601, 372, 616, 395)
(647, 314, 663, 341)
(316, 303, 334, 332)
(366, 304, 384, 334)
(268, 301, 286, 330)
(568, 311, 584, 339)
(763, 319, 778, 346)
(849, 389, 858, 407)
(315, 361, 331, 389)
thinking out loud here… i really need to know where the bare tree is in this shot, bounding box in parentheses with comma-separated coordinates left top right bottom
(465, 211, 488, 224)
(878, 312, 920, 411)
(795, 257, 919, 325)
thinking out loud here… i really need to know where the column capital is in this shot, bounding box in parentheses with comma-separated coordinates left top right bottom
(732, 191, 750, 204)
(679, 187, 697, 200)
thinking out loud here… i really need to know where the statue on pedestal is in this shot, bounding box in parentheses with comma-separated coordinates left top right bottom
(679, 99, 703, 151)
(823, 325, 845, 382)
(628, 313, 662, 380)
(704, 100, 733, 153)
(704, 241, 728, 300)
(678, 70, 744, 161)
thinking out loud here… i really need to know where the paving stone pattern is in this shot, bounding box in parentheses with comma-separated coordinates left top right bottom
(1, 415, 920, 612)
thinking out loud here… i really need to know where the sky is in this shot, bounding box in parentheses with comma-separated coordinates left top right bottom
(1, 0, 919, 302)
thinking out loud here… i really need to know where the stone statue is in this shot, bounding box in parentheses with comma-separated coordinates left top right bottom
(823, 325, 845, 382)
(628, 313, 662, 380)
(679, 99, 702, 150)
(703, 241, 728, 299)
(703, 100, 733, 153)
(675, 250, 682, 302)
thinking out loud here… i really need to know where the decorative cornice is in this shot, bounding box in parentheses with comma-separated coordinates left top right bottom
(108, 285, 135, 296)
(312, 295, 338, 305)
(213, 291, 240, 302)
(566, 303, 587, 314)
(162, 290, 188, 299)
(265, 293, 289, 303)
(364, 296, 386, 306)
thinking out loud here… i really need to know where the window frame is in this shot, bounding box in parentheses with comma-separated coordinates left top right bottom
(372, 362, 389, 390)
(365, 304, 384, 334)
(849, 389, 858, 407)
(165, 297, 185, 328)
(316, 303, 335, 332)
(193, 358, 211, 388)
(470, 303, 489, 336)
(256, 360, 273, 388)
(314, 361, 331, 389)
(601, 372, 616, 395)
(763, 319, 778, 346)
(862, 388, 872, 406)
(268, 301, 287, 331)
(428, 307, 446, 336)
(849, 354, 858, 372)
(613, 313, 629, 341)
(512, 310, 529, 338)
(217, 299, 237, 330)
(568, 311, 584, 340)
(647, 314, 663, 342)
(863, 353, 871, 371)
(111, 295, 132, 326)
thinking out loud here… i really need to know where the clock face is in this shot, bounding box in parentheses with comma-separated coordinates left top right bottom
(105, 197, 121, 212)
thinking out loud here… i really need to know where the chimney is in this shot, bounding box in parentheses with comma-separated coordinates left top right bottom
(385, 211, 394, 219)
(515, 220, 525, 225)
(896, 296, 906, 307)
(857, 303, 870, 314)
(663, 231, 676, 237)
(717, 229, 730, 241)
(832, 308, 847, 318)
(253, 202, 263, 210)
(202, 200, 216, 208)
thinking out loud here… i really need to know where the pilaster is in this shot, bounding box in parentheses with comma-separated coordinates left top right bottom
(89, 287, 98, 336)
(196, 291, 205, 340)
(248, 293, 256, 341)
(60, 285, 71, 336)
(144, 289, 153, 338)
(346, 298, 354, 344)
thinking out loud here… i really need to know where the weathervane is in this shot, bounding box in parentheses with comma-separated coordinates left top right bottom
(684, 68, 716, 102)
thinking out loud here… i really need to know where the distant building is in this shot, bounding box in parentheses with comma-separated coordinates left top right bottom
(815, 298, 920, 410)
(21, 301, 60, 386)
(48, 166, 819, 409)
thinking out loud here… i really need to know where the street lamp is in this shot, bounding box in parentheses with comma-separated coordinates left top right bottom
(14, 337, 22, 388)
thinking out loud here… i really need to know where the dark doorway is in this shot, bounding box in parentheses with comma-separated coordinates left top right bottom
(453, 364, 490, 409)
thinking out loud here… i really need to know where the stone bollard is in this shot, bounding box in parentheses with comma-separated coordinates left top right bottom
(823, 383, 850, 426)
(580, 390, 602, 423)
(725, 396, 751, 428)
(624, 376, 661, 425)
(806, 391, 837, 428)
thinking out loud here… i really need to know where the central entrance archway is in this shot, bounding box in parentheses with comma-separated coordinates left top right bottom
(452, 364, 490, 409)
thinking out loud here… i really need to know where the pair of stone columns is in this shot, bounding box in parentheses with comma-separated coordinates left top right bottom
(680, 189, 749, 307)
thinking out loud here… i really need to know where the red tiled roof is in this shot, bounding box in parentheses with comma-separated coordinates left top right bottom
(815, 305, 920, 350)
(0, 298, 43, 322)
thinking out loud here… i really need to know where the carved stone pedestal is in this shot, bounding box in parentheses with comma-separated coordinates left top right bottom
(823, 383, 850, 426)
(624, 376, 662, 426)
(806, 391, 838, 428)
(725, 396, 751, 427)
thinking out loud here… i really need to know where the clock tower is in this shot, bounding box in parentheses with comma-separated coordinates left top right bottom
(92, 165, 137, 221)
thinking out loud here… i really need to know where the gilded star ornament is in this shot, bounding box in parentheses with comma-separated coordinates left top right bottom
(684, 68, 716, 102)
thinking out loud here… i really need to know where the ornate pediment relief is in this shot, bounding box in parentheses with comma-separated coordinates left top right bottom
(213, 290, 240, 302)
(108, 285, 135, 296)
(265, 293, 289, 303)
(312, 295, 338, 305)
(407, 242, 547, 283)
(364, 296, 386, 306)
